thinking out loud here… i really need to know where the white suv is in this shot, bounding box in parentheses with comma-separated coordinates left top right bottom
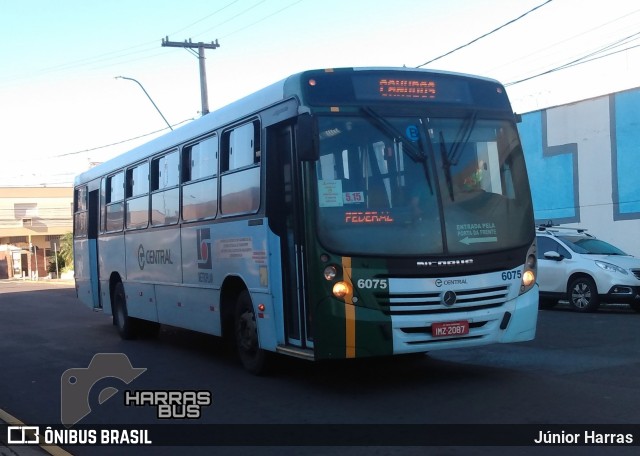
(536, 224, 640, 312)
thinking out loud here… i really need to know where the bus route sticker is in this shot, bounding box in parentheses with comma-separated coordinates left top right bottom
(216, 238, 253, 259)
(318, 180, 343, 207)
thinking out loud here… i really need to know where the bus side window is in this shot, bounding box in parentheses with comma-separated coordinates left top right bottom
(74, 186, 88, 238)
(105, 171, 125, 232)
(125, 161, 149, 230)
(220, 120, 261, 216)
(182, 135, 219, 221)
(150, 151, 179, 226)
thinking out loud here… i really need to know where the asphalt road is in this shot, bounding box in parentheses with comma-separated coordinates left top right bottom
(1, 280, 639, 456)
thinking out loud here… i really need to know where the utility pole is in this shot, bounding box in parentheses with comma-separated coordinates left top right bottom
(162, 37, 220, 115)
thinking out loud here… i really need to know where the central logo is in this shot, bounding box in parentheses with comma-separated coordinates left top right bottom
(137, 244, 145, 270)
(137, 244, 173, 270)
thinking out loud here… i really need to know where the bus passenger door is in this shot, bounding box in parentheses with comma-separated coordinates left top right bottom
(268, 124, 312, 349)
(86, 189, 101, 308)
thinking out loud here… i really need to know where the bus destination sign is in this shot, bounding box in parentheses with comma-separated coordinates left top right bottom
(353, 73, 472, 104)
(304, 70, 480, 106)
(378, 78, 437, 100)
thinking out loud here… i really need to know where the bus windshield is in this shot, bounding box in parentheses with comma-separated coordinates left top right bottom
(314, 113, 534, 256)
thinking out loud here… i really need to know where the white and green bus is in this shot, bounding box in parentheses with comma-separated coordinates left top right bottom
(73, 67, 538, 373)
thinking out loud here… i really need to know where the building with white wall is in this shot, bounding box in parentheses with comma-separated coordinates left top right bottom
(518, 87, 640, 257)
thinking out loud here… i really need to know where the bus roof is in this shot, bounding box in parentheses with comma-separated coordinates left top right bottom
(74, 67, 504, 186)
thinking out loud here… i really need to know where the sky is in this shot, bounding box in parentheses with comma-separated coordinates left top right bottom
(1, 0, 639, 187)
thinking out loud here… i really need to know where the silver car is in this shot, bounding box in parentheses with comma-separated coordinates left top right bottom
(536, 225, 640, 312)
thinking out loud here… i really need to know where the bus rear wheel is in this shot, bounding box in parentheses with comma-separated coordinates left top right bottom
(113, 282, 136, 340)
(234, 290, 269, 374)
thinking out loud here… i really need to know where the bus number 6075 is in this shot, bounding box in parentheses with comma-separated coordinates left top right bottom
(356, 279, 388, 290)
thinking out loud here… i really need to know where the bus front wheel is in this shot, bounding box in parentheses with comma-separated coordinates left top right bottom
(234, 290, 269, 374)
(113, 282, 136, 340)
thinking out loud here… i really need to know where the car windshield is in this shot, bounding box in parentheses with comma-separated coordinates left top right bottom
(313, 113, 534, 256)
(559, 236, 627, 255)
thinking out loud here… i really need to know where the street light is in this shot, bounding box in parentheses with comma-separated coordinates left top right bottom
(115, 76, 173, 131)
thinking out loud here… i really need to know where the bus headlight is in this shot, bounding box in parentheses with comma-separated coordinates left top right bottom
(333, 281, 352, 299)
(520, 243, 537, 294)
(522, 270, 535, 287)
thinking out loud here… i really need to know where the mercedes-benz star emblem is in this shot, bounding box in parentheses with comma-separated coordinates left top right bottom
(442, 290, 457, 307)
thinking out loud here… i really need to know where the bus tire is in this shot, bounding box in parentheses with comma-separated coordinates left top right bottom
(234, 290, 269, 374)
(113, 282, 137, 340)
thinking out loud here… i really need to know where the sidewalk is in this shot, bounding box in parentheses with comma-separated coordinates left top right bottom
(1, 412, 71, 456)
(0, 277, 74, 286)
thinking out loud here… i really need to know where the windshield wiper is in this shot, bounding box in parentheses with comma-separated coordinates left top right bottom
(439, 111, 478, 202)
(360, 107, 433, 195)
(439, 131, 454, 201)
(447, 111, 477, 166)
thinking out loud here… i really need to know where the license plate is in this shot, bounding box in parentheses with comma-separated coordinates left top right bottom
(431, 320, 469, 337)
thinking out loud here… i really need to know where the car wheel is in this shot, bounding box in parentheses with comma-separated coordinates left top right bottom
(568, 277, 600, 312)
(234, 290, 269, 374)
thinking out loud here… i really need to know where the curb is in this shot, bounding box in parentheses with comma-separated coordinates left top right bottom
(1, 409, 72, 456)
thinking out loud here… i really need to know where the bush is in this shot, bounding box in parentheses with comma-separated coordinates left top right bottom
(48, 253, 66, 273)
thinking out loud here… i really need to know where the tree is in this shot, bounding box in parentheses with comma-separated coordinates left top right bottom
(58, 232, 73, 272)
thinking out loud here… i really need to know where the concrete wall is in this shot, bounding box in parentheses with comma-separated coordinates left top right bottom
(518, 88, 640, 257)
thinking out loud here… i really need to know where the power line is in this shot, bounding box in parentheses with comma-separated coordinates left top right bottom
(3, 117, 193, 167)
(482, 7, 640, 76)
(191, 0, 268, 38)
(56, 118, 194, 158)
(505, 33, 640, 86)
(168, 0, 241, 37)
(416, 0, 554, 68)
(0, 0, 302, 89)
(220, 0, 306, 39)
(3, 2, 309, 184)
(0, 1, 241, 88)
(2, 117, 192, 186)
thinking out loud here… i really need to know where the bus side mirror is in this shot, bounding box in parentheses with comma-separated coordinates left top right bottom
(296, 113, 318, 161)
